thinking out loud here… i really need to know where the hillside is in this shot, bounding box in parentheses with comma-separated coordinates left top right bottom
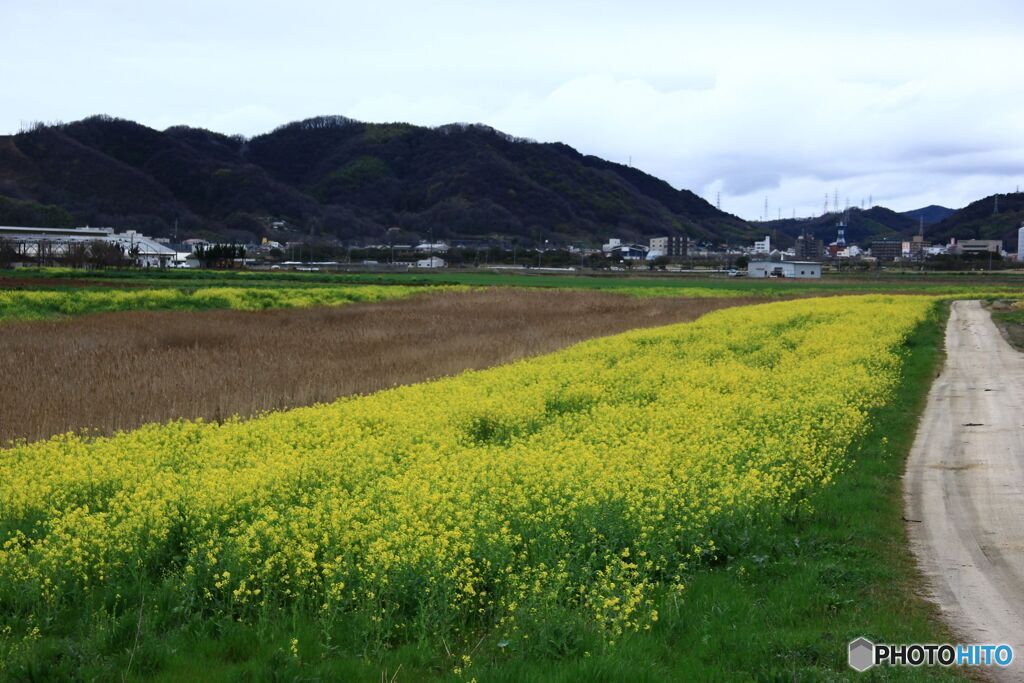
(925, 193, 1023, 250)
(901, 204, 955, 226)
(0, 115, 752, 245)
(754, 205, 917, 247)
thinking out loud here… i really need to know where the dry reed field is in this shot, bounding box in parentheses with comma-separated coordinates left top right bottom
(0, 288, 757, 444)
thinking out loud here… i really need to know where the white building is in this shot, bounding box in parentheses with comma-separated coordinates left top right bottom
(953, 239, 1003, 255)
(415, 256, 446, 268)
(747, 260, 822, 278)
(753, 235, 771, 255)
(607, 243, 649, 261)
(415, 242, 449, 254)
(602, 238, 622, 253)
(1018, 224, 1024, 261)
(0, 225, 179, 267)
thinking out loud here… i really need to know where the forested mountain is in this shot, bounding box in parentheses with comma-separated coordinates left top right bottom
(755, 205, 920, 246)
(0, 115, 752, 245)
(901, 204, 955, 226)
(924, 193, 1023, 250)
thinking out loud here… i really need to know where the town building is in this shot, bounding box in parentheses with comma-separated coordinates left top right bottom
(747, 260, 822, 278)
(649, 234, 688, 260)
(607, 243, 649, 261)
(794, 230, 823, 260)
(870, 238, 904, 261)
(0, 225, 178, 267)
(753, 235, 771, 255)
(602, 238, 622, 253)
(952, 239, 1003, 255)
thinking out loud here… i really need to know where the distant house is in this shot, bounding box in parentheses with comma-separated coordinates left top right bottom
(415, 256, 446, 268)
(747, 260, 821, 278)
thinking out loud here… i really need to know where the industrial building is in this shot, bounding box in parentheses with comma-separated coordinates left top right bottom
(747, 260, 822, 278)
(951, 239, 1003, 255)
(602, 238, 649, 261)
(0, 225, 178, 267)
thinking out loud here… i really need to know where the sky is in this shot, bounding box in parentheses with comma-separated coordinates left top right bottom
(2, 0, 1023, 220)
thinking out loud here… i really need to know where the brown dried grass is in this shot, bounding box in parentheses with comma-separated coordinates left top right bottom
(0, 288, 761, 444)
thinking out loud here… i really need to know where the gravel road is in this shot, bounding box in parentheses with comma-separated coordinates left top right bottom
(905, 300, 1024, 679)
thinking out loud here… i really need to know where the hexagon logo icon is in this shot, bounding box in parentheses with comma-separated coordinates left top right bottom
(848, 637, 875, 672)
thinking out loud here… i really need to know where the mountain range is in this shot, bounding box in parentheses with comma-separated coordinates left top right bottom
(0, 115, 750, 246)
(0, 115, 1018, 250)
(756, 197, 1020, 251)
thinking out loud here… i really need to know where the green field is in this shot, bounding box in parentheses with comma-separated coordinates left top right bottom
(0, 284, 459, 322)
(1, 268, 1016, 679)
(0, 295, 963, 680)
(2, 267, 1022, 322)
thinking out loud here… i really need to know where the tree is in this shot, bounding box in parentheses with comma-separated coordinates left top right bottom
(195, 243, 244, 268)
(648, 255, 670, 271)
(0, 239, 16, 269)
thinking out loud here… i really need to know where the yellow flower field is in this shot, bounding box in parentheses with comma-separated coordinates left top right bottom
(0, 295, 935, 647)
(0, 284, 457, 321)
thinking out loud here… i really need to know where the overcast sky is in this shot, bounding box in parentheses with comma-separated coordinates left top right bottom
(3, 1, 1023, 219)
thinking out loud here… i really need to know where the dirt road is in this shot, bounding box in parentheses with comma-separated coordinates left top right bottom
(905, 300, 1024, 679)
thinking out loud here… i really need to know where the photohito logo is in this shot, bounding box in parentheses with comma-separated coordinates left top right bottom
(849, 638, 1014, 671)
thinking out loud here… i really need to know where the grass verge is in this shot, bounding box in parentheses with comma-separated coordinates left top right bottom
(989, 301, 1024, 351)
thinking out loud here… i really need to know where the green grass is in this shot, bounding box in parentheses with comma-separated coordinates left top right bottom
(989, 303, 1024, 350)
(0, 302, 958, 681)
(6, 266, 1023, 300)
(0, 285, 459, 322)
